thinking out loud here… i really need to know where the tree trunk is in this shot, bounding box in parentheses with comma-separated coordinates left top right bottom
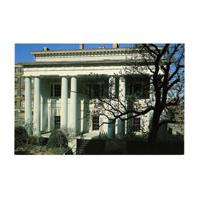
(148, 109, 162, 143)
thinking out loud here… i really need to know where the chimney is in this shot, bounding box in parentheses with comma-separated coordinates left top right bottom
(112, 43, 119, 48)
(43, 47, 49, 51)
(80, 44, 84, 49)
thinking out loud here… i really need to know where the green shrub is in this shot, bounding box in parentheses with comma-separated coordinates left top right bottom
(15, 126, 28, 149)
(47, 130, 68, 148)
(45, 146, 73, 155)
(28, 136, 48, 146)
(28, 136, 39, 145)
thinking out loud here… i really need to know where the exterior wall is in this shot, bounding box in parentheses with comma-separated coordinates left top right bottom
(15, 66, 25, 127)
(15, 67, 24, 111)
(19, 47, 153, 136)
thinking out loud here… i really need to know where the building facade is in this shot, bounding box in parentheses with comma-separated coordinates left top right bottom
(15, 65, 25, 126)
(15, 44, 152, 138)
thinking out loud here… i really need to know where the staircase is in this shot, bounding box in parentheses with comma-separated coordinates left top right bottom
(76, 140, 90, 155)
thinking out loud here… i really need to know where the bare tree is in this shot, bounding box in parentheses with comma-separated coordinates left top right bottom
(92, 44, 184, 143)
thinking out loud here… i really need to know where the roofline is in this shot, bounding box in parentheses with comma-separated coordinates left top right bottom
(31, 47, 140, 57)
(15, 59, 156, 67)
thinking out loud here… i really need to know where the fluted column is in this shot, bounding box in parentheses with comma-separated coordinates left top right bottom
(25, 77, 32, 135)
(61, 77, 68, 130)
(33, 77, 40, 136)
(71, 77, 77, 135)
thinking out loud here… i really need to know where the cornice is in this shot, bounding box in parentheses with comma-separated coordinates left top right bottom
(16, 59, 156, 68)
(32, 48, 139, 58)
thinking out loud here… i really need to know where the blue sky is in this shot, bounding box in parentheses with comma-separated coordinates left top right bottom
(15, 43, 134, 63)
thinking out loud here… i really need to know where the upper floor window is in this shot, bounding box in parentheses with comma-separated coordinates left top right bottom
(126, 77, 150, 99)
(88, 83, 108, 99)
(51, 83, 61, 98)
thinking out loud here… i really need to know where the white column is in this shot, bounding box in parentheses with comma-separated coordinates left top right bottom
(108, 119, 115, 138)
(47, 99, 52, 131)
(119, 77, 125, 103)
(40, 95, 43, 131)
(116, 118, 125, 138)
(25, 77, 32, 135)
(108, 77, 116, 138)
(80, 99, 84, 133)
(109, 76, 116, 98)
(61, 77, 68, 130)
(150, 76, 154, 102)
(71, 77, 77, 135)
(33, 77, 40, 136)
(118, 76, 126, 136)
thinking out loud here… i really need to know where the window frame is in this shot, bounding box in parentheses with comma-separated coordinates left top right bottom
(54, 116, 61, 129)
(51, 83, 61, 98)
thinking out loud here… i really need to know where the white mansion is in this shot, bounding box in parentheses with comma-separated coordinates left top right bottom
(15, 44, 152, 138)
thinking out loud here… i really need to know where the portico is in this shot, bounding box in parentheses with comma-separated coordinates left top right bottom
(24, 74, 126, 136)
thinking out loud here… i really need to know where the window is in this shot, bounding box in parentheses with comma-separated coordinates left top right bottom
(51, 83, 61, 98)
(93, 84, 100, 98)
(92, 115, 99, 130)
(54, 116, 60, 129)
(132, 118, 140, 131)
(134, 84, 142, 97)
(127, 82, 149, 99)
(89, 83, 108, 99)
(54, 84, 61, 97)
(143, 82, 150, 99)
